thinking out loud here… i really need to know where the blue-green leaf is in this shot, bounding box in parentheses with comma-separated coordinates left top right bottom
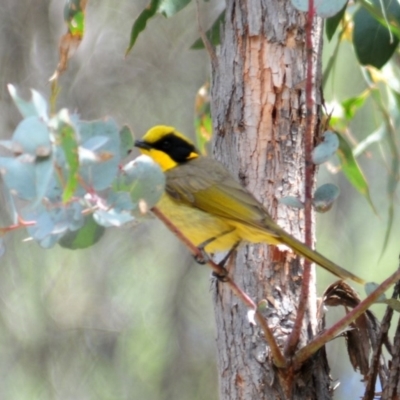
(120, 155, 165, 215)
(313, 183, 340, 213)
(312, 131, 339, 164)
(119, 125, 134, 158)
(279, 196, 304, 209)
(12, 116, 51, 157)
(8, 84, 49, 120)
(0, 155, 36, 200)
(78, 119, 120, 191)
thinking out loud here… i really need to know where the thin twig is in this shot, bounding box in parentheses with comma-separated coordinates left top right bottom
(293, 268, 400, 367)
(151, 206, 287, 368)
(362, 280, 400, 400)
(0, 217, 36, 235)
(285, 0, 316, 356)
(383, 303, 400, 398)
(195, 0, 218, 68)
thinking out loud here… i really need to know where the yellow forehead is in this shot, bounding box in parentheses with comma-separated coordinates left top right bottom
(143, 125, 194, 146)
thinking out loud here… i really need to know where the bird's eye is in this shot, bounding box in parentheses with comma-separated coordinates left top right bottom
(161, 140, 171, 150)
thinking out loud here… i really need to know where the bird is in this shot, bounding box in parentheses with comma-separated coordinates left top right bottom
(134, 125, 365, 284)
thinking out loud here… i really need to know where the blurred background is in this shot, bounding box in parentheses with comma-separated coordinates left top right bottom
(0, 1, 398, 399)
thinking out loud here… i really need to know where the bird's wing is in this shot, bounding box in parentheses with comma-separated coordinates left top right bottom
(165, 157, 276, 231)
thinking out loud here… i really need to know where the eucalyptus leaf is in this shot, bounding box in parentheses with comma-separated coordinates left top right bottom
(279, 196, 304, 209)
(313, 183, 340, 213)
(384, 298, 400, 312)
(119, 125, 134, 158)
(12, 116, 51, 157)
(312, 131, 339, 164)
(325, 1, 347, 41)
(353, 0, 400, 68)
(78, 119, 120, 191)
(33, 157, 55, 208)
(126, 0, 161, 55)
(0, 155, 36, 200)
(337, 134, 376, 213)
(121, 155, 165, 214)
(93, 209, 135, 227)
(7, 84, 48, 119)
(365, 281, 387, 302)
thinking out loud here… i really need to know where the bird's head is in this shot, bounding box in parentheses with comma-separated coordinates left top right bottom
(134, 125, 199, 171)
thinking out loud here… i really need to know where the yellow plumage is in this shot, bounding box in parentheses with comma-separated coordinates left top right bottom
(135, 125, 365, 284)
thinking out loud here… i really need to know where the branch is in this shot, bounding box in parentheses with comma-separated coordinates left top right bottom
(362, 280, 400, 400)
(293, 267, 400, 367)
(195, 0, 218, 69)
(151, 206, 287, 368)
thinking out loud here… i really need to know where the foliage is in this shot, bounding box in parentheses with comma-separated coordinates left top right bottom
(2, 0, 400, 399)
(0, 86, 164, 251)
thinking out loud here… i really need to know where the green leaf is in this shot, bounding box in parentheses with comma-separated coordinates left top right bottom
(157, 0, 192, 17)
(341, 91, 369, 120)
(376, 89, 400, 261)
(64, 0, 86, 37)
(325, 1, 348, 41)
(126, 0, 161, 56)
(55, 111, 80, 203)
(194, 83, 212, 154)
(191, 10, 225, 49)
(59, 214, 105, 249)
(358, 0, 400, 40)
(384, 298, 400, 312)
(353, 0, 400, 68)
(353, 124, 386, 157)
(336, 134, 376, 213)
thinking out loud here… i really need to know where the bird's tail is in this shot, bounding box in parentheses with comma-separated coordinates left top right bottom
(278, 230, 365, 285)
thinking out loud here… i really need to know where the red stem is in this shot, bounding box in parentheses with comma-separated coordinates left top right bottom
(285, 0, 316, 356)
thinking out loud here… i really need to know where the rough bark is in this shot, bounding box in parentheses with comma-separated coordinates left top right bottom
(210, 1, 332, 399)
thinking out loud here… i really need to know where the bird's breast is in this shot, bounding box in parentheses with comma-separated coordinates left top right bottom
(156, 193, 241, 253)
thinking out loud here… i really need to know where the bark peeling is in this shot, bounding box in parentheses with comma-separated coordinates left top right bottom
(211, 1, 331, 399)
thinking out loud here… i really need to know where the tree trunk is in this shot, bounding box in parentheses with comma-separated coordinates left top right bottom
(211, 1, 332, 399)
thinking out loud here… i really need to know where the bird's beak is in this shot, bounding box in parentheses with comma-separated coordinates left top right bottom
(134, 140, 152, 150)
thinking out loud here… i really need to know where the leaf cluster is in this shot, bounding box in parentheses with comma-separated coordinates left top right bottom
(0, 86, 165, 253)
